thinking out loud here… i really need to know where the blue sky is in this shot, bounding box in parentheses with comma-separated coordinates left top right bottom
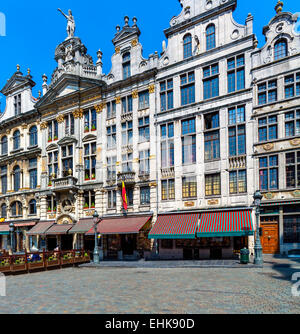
(0, 0, 299, 111)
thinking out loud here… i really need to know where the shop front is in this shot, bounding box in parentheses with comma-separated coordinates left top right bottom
(44, 224, 73, 251)
(148, 210, 254, 260)
(86, 215, 153, 260)
(69, 218, 95, 252)
(0, 224, 9, 251)
(27, 221, 55, 250)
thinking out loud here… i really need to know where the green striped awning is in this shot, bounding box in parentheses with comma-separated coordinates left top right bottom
(197, 210, 254, 237)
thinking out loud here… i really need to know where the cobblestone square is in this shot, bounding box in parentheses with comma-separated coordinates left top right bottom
(1, 258, 300, 314)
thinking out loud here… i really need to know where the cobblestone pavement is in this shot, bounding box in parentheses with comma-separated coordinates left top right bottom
(1, 257, 300, 314)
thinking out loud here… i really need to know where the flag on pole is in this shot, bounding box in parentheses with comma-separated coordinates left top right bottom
(122, 181, 128, 211)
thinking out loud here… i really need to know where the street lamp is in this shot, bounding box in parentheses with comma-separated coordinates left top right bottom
(93, 210, 101, 264)
(9, 222, 15, 254)
(253, 190, 263, 266)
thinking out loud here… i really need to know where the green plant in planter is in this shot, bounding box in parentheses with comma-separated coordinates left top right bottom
(54, 136, 58, 141)
(84, 203, 89, 209)
(48, 206, 52, 212)
(91, 125, 96, 131)
(91, 203, 95, 208)
(48, 136, 52, 142)
(84, 253, 89, 257)
(92, 173, 96, 180)
(84, 126, 89, 132)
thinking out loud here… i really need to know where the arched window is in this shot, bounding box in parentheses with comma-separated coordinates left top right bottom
(13, 130, 20, 150)
(1, 203, 7, 218)
(11, 201, 22, 217)
(29, 199, 37, 215)
(206, 24, 216, 50)
(122, 52, 131, 79)
(29, 125, 38, 147)
(1, 136, 7, 155)
(13, 165, 21, 192)
(274, 39, 287, 60)
(183, 34, 192, 59)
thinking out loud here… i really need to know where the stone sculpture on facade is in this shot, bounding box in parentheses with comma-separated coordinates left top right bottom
(58, 8, 76, 39)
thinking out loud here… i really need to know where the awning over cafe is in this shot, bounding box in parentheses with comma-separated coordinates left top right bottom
(0, 224, 9, 235)
(69, 219, 95, 234)
(45, 224, 73, 235)
(27, 221, 55, 235)
(197, 210, 254, 237)
(14, 222, 37, 228)
(86, 215, 152, 235)
(148, 213, 200, 239)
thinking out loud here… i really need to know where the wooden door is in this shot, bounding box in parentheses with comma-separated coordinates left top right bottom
(260, 220, 279, 254)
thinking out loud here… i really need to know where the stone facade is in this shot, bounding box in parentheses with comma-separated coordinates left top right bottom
(0, 0, 299, 257)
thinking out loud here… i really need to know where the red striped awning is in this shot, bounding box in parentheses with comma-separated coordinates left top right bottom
(148, 214, 199, 239)
(197, 210, 254, 237)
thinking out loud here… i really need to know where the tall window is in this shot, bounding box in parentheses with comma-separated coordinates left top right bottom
(65, 113, 75, 136)
(107, 101, 116, 119)
(284, 216, 300, 243)
(205, 174, 221, 196)
(206, 24, 216, 50)
(13, 165, 21, 192)
(181, 72, 195, 106)
(29, 199, 37, 215)
(11, 201, 22, 217)
(161, 179, 175, 201)
(14, 94, 21, 116)
(284, 73, 300, 99)
(258, 115, 278, 142)
(138, 91, 150, 109)
(274, 39, 287, 61)
(258, 80, 278, 105)
(84, 142, 96, 181)
(286, 151, 300, 188)
(228, 106, 246, 156)
(84, 109, 97, 132)
(122, 121, 133, 146)
(84, 191, 95, 209)
(161, 123, 174, 169)
(285, 110, 300, 137)
(229, 170, 247, 194)
(122, 52, 131, 79)
(107, 190, 117, 209)
(107, 125, 116, 149)
(1, 166, 7, 195)
(227, 55, 245, 93)
(47, 195, 57, 213)
(183, 34, 192, 59)
(48, 120, 58, 142)
(204, 112, 220, 161)
(203, 64, 219, 99)
(122, 96, 133, 114)
(107, 156, 116, 181)
(138, 116, 150, 143)
(13, 130, 20, 150)
(1, 136, 7, 155)
(29, 126, 38, 147)
(139, 150, 150, 176)
(122, 153, 133, 173)
(126, 188, 134, 207)
(61, 145, 73, 177)
(140, 186, 150, 205)
(259, 156, 278, 191)
(29, 158, 37, 189)
(182, 119, 196, 165)
(1, 204, 7, 219)
(182, 176, 197, 199)
(160, 79, 174, 112)
(48, 151, 59, 179)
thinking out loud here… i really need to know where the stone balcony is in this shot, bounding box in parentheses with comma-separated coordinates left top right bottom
(117, 171, 136, 185)
(161, 167, 175, 179)
(52, 176, 78, 192)
(228, 156, 247, 170)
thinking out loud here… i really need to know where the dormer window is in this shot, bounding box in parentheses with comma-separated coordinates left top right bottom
(206, 24, 216, 51)
(274, 39, 288, 61)
(14, 94, 21, 116)
(122, 52, 131, 79)
(183, 34, 192, 59)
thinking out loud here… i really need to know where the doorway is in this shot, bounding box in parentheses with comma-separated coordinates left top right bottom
(47, 237, 57, 251)
(121, 234, 137, 256)
(61, 234, 73, 251)
(260, 218, 280, 254)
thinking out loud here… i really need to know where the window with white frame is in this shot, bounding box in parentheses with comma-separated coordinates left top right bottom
(138, 116, 150, 143)
(61, 144, 73, 177)
(107, 125, 116, 149)
(121, 95, 133, 114)
(122, 121, 133, 146)
(161, 123, 174, 169)
(65, 113, 75, 136)
(122, 153, 133, 173)
(107, 190, 117, 209)
(107, 156, 116, 181)
(284, 72, 300, 99)
(139, 150, 150, 176)
(84, 142, 96, 181)
(84, 108, 97, 133)
(138, 91, 149, 109)
(84, 190, 95, 209)
(160, 79, 174, 112)
(258, 80, 277, 105)
(107, 100, 116, 119)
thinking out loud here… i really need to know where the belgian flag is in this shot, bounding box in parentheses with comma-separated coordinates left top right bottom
(122, 181, 128, 211)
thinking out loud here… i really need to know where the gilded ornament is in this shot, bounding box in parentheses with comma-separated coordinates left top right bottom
(40, 122, 48, 130)
(56, 114, 65, 123)
(148, 84, 155, 94)
(290, 138, 300, 147)
(263, 143, 274, 151)
(131, 39, 138, 47)
(132, 90, 138, 99)
(73, 108, 84, 119)
(115, 46, 120, 54)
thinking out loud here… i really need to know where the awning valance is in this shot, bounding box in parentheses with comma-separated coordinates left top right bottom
(45, 224, 73, 235)
(0, 224, 9, 235)
(27, 221, 55, 235)
(69, 219, 95, 234)
(148, 213, 199, 239)
(197, 210, 254, 237)
(86, 216, 152, 235)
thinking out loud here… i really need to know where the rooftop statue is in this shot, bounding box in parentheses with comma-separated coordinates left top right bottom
(58, 8, 75, 39)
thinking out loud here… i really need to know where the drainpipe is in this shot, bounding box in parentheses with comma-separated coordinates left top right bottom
(154, 77, 159, 256)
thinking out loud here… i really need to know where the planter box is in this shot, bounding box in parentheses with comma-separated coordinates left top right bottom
(0, 264, 11, 273)
(46, 259, 60, 267)
(12, 263, 27, 272)
(61, 258, 74, 265)
(28, 261, 44, 270)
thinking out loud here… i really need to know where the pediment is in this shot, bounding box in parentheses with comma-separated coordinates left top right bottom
(82, 134, 97, 142)
(1, 72, 35, 96)
(57, 136, 78, 146)
(112, 26, 140, 45)
(46, 143, 59, 152)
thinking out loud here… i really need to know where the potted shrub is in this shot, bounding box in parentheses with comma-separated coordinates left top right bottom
(47, 206, 52, 213)
(91, 124, 96, 131)
(91, 203, 95, 209)
(84, 126, 89, 133)
(92, 173, 96, 180)
(85, 174, 90, 181)
(48, 136, 52, 143)
(84, 203, 89, 210)
(54, 135, 58, 141)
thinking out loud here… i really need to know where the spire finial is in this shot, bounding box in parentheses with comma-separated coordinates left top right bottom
(132, 17, 137, 26)
(16, 64, 20, 72)
(275, 1, 283, 14)
(27, 68, 31, 76)
(124, 16, 129, 26)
